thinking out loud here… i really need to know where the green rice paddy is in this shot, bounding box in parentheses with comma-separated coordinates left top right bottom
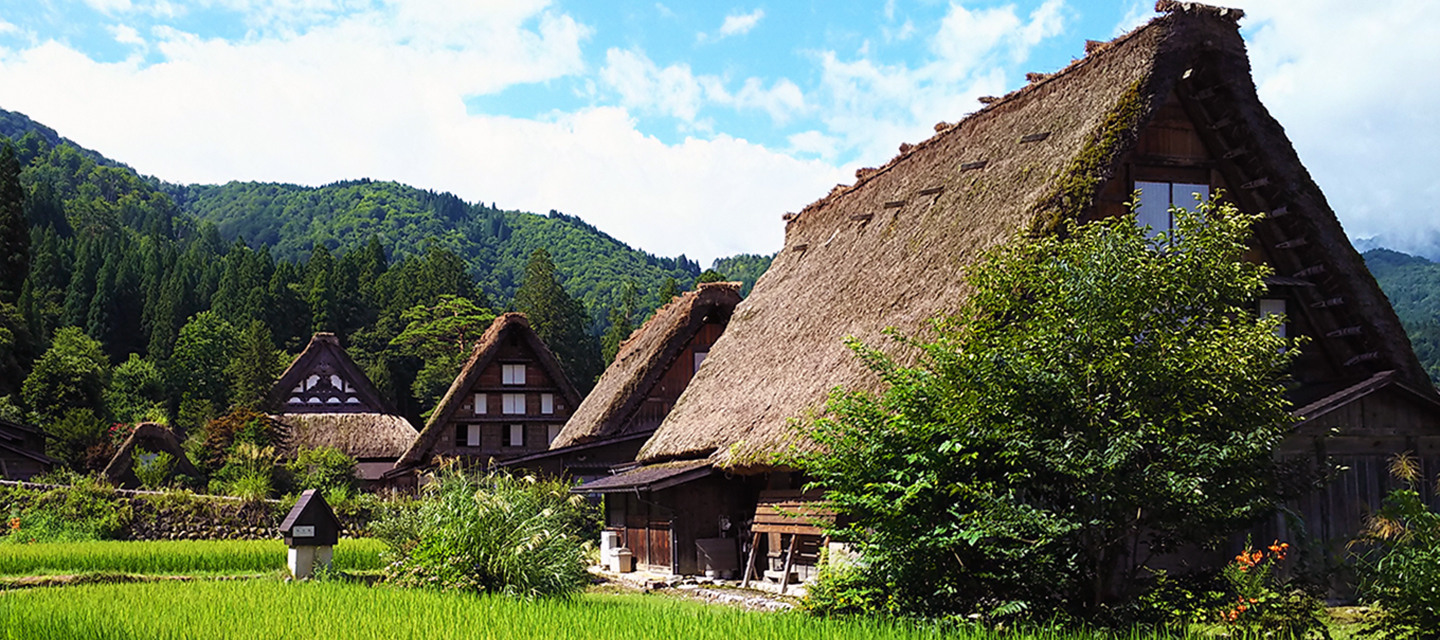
(0, 580, 1199, 640)
(0, 538, 386, 576)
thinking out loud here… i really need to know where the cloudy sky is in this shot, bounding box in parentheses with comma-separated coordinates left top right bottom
(0, 0, 1436, 264)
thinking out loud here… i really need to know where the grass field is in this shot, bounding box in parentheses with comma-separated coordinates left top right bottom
(0, 539, 386, 576)
(0, 579, 1207, 640)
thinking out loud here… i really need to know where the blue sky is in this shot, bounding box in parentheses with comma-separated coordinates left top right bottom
(1, 1, 1437, 263)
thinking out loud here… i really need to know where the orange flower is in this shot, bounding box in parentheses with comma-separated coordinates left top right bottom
(1237, 604, 1247, 612)
(8, 517, 19, 531)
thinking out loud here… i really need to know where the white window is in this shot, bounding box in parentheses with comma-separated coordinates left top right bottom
(694, 351, 708, 373)
(547, 424, 563, 445)
(473, 393, 487, 415)
(1260, 298, 1287, 338)
(466, 424, 482, 447)
(1135, 181, 1210, 239)
(508, 424, 525, 447)
(502, 364, 526, 385)
(540, 393, 554, 414)
(503, 393, 526, 415)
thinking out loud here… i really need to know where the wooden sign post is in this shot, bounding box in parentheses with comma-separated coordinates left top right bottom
(279, 489, 341, 579)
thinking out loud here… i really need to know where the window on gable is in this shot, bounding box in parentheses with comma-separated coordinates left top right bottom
(1259, 298, 1287, 339)
(473, 393, 487, 415)
(502, 364, 526, 385)
(547, 424, 562, 445)
(508, 424, 525, 447)
(540, 393, 554, 415)
(1135, 181, 1210, 238)
(503, 393, 526, 415)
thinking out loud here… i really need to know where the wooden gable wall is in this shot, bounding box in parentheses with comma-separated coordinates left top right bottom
(435, 327, 575, 462)
(622, 320, 726, 435)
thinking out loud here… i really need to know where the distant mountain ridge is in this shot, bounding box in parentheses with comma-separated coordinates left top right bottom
(1363, 248, 1440, 383)
(0, 106, 764, 322)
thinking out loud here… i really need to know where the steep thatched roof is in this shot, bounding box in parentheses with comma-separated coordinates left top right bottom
(267, 333, 393, 414)
(102, 423, 201, 487)
(390, 313, 581, 472)
(550, 282, 742, 449)
(638, 3, 1431, 472)
(273, 413, 417, 461)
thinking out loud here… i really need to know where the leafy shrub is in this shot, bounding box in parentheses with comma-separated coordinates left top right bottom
(1355, 452, 1440, 640)
(284, 446, 358, 497)
(133, 451, 175, 490)
(195, 409, 288, 474)
(377, 467, 596, 598)
(803, 551, 893, 617)
(1, 475, 132, 543)
(211, 442, 278, 499)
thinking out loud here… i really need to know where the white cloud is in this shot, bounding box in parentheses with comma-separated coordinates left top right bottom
(108, 24, 145, 46)
(1234, 0, 1440, 256)
(600, 47, 805, 125)
(0, 20, 18, 35)
(813, 0, 1065, 165)
(718, 9, 763, 38)
(1111, 0, 1152, 36)
(0, 2, 839, 262)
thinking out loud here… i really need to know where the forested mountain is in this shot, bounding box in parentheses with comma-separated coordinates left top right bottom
(1363, 248, 1440, 383)
(163, 180, 706, 324)
(0, 106, 774, 469)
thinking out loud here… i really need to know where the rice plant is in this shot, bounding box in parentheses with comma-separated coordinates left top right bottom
(0, 538, 385, 576)
(0, 580, 1213, 640)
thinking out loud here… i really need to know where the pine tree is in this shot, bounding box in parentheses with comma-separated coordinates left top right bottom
(513, 248, 602, 392)
(226, 319, 281, 411)
(601, 281, 639, 365)
(0, 143, 27, 305)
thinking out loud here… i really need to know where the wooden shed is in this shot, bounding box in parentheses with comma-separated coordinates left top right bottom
(0, 416, 55, 480)
(584, 2, 1440, 584)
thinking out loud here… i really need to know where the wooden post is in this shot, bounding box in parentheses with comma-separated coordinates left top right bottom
(778, 535, 799, 595)
(741, 531, 761, 588)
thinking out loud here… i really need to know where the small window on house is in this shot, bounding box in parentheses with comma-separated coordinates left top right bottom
(1260, 298, 1287, 339)
(547, 424, 563, 445)
(467, 424, 482, 447)
(473, 393, 487, 415)
(502, 364, 526, 385)
(540, 393, 554, 414)
(454, 425, 464, 447)
(1135, 181, 1210, 238)
(503, 393, 526, 415)
(508, 424, 525, 447)
(694, 351, 708, 374)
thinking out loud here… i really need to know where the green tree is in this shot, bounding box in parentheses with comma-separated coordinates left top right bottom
(695, 269, 726, 284)
(601, 281, 639, 365)
(0, 143, 27, 305)
(21, 326, 111, 426)
(105, 353, 166, 423)
(0, 301, 38, 398)
(795, 202, 1300, 620)
(512, 248, 602, 392)
(657, 276, 681, 303)
(225, 319, 282, 411)
(390, 295, 495, 416)
(169, 311, 239, 429)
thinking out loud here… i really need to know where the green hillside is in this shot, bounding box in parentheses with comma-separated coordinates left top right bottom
(1363, 248, 1440, 383)
(162, 179, 704, 325)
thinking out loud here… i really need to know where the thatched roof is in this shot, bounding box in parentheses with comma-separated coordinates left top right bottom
(638, 2, 1431, 472)
(102, 423, 201, 486)
(267, 333, 393, 414)
(550, 282, 742, 449)
(273, 413, 417, 461)
(390, 313, 581, 472)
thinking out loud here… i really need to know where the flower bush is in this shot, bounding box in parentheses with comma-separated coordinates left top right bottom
(1354, 452, 1440, 640)
(1216, 538, 1329, 637)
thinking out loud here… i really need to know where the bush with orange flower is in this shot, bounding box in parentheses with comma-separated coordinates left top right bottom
(1217, 538, 1329, 637)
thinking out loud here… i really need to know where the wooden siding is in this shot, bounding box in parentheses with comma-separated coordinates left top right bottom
(434, 336, 573, 463)
(620, 321, 726, 434)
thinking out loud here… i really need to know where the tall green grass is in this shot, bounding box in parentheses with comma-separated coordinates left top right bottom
(0, 580, 1203, 640)
(0, 539, 385, 576)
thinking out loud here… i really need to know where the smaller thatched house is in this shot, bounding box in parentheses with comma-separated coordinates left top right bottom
(386, 313, 581, 485)
(102, 423, 202, 488)
(502, 282, 742, 480)
(267, 333, 418, 483)
(0, 416, 55, 480)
